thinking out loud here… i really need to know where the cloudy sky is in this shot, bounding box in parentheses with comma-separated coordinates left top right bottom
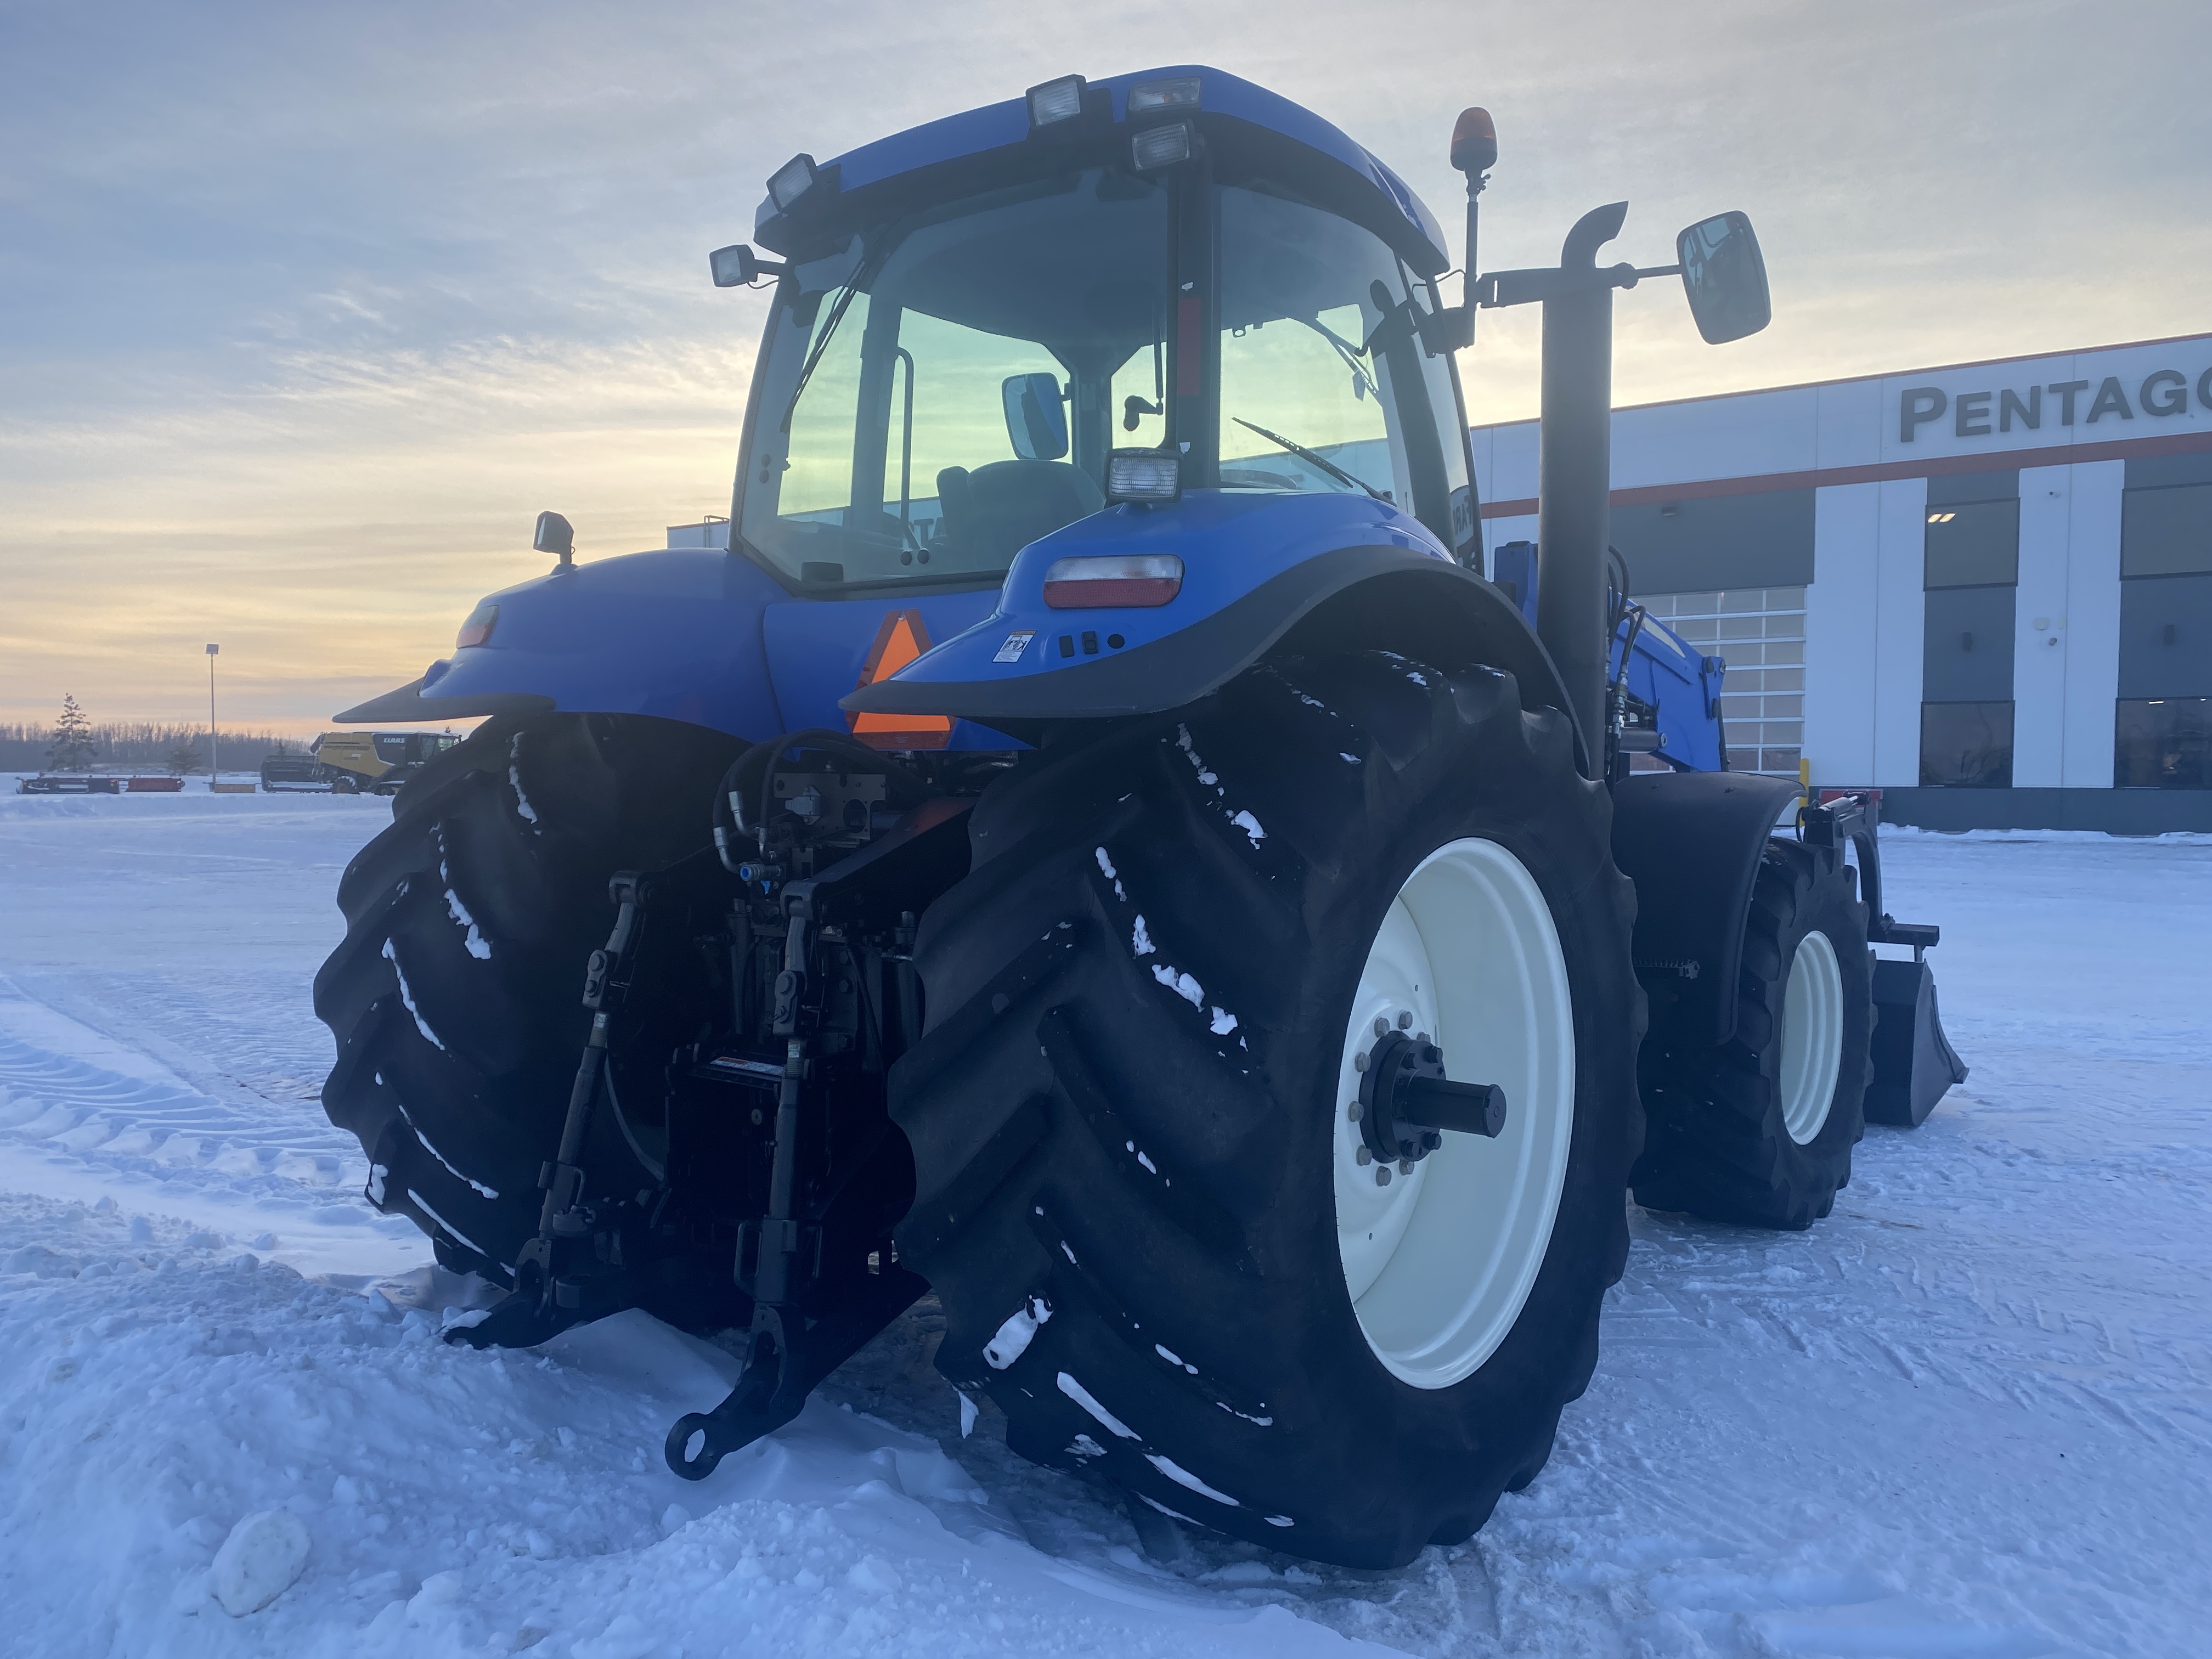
(3, 0, 2207, 733)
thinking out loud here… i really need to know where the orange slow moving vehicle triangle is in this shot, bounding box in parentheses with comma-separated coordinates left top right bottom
(849, 610, 954, 751)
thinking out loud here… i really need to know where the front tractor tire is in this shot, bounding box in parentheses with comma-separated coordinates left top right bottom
(889, 653, 1645, 1569)
(1632, 842, 1873, 1231)
(313, 714, 744, 1279)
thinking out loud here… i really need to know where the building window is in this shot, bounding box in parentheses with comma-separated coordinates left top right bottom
(1921, 475, 2019, 788)
(1920, 702, 2014, 787)
(1923, 498, 2019, 588)
(2117, 461, 2212, 775)
(1639, 586, 1804, 776)
(2119, 481, 2212, 578)
(2115, 698, 2212, 789)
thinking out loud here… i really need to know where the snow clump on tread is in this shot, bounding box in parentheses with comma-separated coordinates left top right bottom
(378, 939, 445, 1052)
(506, 732, 539, 827)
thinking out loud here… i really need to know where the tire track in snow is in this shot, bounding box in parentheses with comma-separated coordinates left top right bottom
(0, 1014, 411, 1271)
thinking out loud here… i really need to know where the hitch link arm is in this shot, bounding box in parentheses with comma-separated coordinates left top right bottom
(665, 909, 821, 1477)
(445, 872, 649, 1346)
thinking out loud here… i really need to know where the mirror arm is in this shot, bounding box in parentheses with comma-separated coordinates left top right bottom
(1475, 261, 1642, 308)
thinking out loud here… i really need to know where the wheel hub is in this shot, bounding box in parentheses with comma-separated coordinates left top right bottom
(1353, 1023, 1509, 1175)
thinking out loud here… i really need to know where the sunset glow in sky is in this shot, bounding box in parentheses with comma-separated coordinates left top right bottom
(4, 0, 2207, 733)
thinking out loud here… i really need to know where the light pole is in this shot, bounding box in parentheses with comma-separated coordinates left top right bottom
(206, 643, 219, 785)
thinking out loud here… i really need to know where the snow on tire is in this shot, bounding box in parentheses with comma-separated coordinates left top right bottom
(1631, 840, 1872, 1231)
(889, 652, 1645, 1568)
(313, 713, 743, 1278)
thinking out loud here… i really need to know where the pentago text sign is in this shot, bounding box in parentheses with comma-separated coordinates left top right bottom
(1901, 364, 2212, 443)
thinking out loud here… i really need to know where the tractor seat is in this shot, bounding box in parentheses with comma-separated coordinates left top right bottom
(936, 460, 1103, 565)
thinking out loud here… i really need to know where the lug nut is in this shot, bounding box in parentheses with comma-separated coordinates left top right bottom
(1398, 1159, 1414, 1176)
(1346, 1102, 1363, 1121)
(1373, 1016, 1390, 1038)
(1352, 1052, 1368, 1072)
(1375, 1166, 1392, 1186)
(1396, 1011, 1413, 1030)
(1356, 1147, 1372, 1166)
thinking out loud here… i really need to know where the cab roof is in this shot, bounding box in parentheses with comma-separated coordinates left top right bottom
(752, 65, 1451, 275)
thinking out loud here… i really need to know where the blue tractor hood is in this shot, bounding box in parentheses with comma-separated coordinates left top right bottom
(342, 488, 1456, 745)
(335, 546, 1013, 749)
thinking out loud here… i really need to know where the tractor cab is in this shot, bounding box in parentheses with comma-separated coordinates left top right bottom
(730, 68, 1481, 597)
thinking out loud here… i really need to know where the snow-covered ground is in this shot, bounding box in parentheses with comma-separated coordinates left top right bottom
(1, 782, 2207, 1658)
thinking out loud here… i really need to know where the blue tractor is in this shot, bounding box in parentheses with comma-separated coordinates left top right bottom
(316, 69, 1962, 1568)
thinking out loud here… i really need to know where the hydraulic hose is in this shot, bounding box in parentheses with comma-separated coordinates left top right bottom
(710, 730, 934, 874)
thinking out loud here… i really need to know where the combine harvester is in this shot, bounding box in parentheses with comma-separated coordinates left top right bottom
(318, 69, 1965, 1567)
(261, 730, 460, 794)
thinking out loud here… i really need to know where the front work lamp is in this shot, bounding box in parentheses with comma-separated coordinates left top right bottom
(709, 244, 787, 288)
(1106, 450, 1181, 502)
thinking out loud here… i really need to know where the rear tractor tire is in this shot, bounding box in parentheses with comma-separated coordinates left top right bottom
(313, 713, 745, 1280)
(890, 652, 1645, 1568)
(1632, 840, 1872, 1231)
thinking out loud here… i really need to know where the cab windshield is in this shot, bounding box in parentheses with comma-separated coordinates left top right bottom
(737, 167, 1472, 590)
(741, 168, 1171, 588)
(1216, 184, 1471, 530)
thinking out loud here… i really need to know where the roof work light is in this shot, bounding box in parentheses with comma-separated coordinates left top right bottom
(1132, 122, 1192, 171)
(766, 154, 818, 211)
(1026, 75, 1085, 128)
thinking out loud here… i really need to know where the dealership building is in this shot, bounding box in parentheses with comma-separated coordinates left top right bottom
(1475, 330, 2212, 831)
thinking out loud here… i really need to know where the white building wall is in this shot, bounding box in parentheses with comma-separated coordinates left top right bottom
(1804, 482, 1881, 784)
(2013, 465, 2074, 787)
(2060, 460, 2125, 788)
(1871, 477, 1929, 787)
(1611, 385, 1821, 488)
(1813, 376, 1883, 473)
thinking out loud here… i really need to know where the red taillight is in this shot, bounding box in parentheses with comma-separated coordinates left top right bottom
(455, 602, 498, 649)
(1041, 555, 1183, 610)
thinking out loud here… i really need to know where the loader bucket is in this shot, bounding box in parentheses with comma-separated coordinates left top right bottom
(1865, 958, 1967, 1127)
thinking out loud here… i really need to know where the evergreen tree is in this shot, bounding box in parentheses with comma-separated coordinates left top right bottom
(46, 695, 96, 772)
(168, 737, 202, 776)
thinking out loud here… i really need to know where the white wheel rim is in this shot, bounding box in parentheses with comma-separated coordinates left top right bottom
(1333, 838, 1577, 1390)
(1779, 929, 1845, 1144)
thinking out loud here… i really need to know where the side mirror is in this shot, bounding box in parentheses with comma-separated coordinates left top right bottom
(1675, 211, 1770, 344)
(1002, 372, 1069, 461)
(709, 244, 786, 288)
(533, 510, 575, 565)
